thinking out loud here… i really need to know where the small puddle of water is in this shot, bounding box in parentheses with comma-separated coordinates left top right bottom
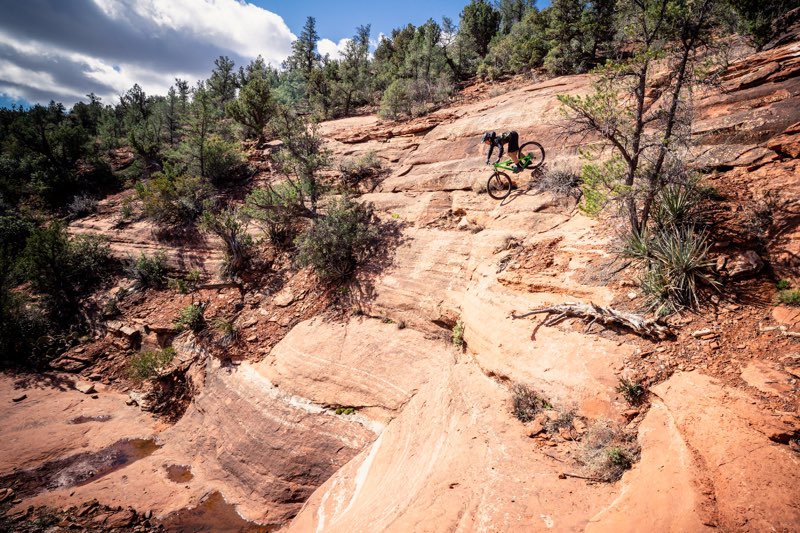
(68, 414, 112, 424)
(165, 464, 193, 483)
(0, 438, 161, 499)
(160, 491, 270, 533)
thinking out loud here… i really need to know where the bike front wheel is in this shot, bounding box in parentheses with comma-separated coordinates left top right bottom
(487, 171, 512, 200)
(519, 141, 545, 170)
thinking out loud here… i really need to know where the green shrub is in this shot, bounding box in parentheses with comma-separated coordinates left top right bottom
(245, 181, 303, 246)
(776, 279, 791, 291)
(511, 383, 551, 423)
(22, 224, 111, 319)
(335, 407, 356, 415)
(616, 378, 646, 405)
(652, 180, 705, 229)
(137, 171, 212, 228)
(127, 252, 168, 289)
(128, 347, 176, 381)
(175, 303, 205, 332)
(295, 197, 379, 282)
(778, 289, 800, 306)
(203, 135, 249, 186)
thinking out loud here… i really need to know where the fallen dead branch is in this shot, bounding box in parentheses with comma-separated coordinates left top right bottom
(512, 302, 672, 341)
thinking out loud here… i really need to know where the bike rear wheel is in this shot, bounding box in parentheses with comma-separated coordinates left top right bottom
(487, 171, 512, 200)
(518, 141, 545, 170)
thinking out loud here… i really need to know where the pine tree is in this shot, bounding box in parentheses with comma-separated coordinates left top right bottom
(208, 56, 237, 111)
(460, 0, 501, 57)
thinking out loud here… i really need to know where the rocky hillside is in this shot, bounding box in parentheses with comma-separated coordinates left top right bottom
(3, 26, 799, 533)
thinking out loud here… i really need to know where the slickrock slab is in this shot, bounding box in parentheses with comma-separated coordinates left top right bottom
(259, 317, 451, 422)
(289, 362, 616, 532)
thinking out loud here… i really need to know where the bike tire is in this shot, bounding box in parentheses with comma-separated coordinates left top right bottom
(487, 171, 512, 200)
(518, 141, 545, 170)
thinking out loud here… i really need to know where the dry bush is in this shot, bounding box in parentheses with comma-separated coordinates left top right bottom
(578, 420, 639, 482)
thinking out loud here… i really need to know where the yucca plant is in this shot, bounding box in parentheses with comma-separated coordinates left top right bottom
(653, 182, 700, 229)
(639, 227, 719, 314)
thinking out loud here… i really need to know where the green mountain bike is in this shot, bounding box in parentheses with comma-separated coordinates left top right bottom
(486, 141, 546, 200)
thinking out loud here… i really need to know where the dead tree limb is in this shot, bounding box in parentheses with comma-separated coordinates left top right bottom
(511, 302, 672, 341)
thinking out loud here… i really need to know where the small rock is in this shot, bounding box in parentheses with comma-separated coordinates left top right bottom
(692, 328, 714, 338)
(0, 488, 14, 503)
(91, 394, 99, 399)
(75, 382, 96, 395)
(246, 335, 258, 342)
(88, 374, 102, 381)
(125, 398, 136, 406)
(144, 510, 152, 520)
(106, 509, 136, 528)
(622, 409, 639, 419)
(727, 250, 764, 279)
(528, 415, 547, 437)
(627, 291, 637, 300)
(11, 394, 26, 403)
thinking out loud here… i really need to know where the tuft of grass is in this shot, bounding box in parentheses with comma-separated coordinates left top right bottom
(451, 319, 465, 348)
(335, 407, 356, 415)
(777, 289, 800, 306)
(212, 316, 237, 346)
(776, 279, 791, 290)
(128, 347, 176, 381)
(174, 304, 205, 332)
(511, 383, 551, 422)
(616, 378, 646, 405)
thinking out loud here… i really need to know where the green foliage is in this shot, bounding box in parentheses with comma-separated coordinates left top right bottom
(777, 289, 800, 306)
(616, 378, 646, 405)
(245, 181, 302, 245)
(605, 447, 632, 469)
(335, 407, 356, 415)
(511, 383, 550, 422)
(21, 223, 111, 319)
(175, 303, 205, 332)
(452, 319, 465, 347)
(128, 347, 176, 381)
(776, 279, 791, 291)
(725, 0, 800, 49)
(137, 170, 212, 228)
(578, 155, 627, 216)
(227, 74, 274, 141)
(202, 135, 248, 186)
(295, 196, 379, 282)
(200, 208, 253, 276)
(212, 316, 237, 346)
(127, 251, 168, 289)
(626, 227, 719, 316)
(461, 0, 501, 57)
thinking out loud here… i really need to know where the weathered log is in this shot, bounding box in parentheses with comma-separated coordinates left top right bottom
(511, 302, 672, 341)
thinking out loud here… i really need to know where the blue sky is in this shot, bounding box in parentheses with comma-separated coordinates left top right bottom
(0, 0, 549, 108)
(254, 0, 468, 42)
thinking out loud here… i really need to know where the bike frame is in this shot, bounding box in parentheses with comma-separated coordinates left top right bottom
(492, 152, 533, 172)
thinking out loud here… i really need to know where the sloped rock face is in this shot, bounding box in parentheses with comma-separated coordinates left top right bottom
(12, 22, 797, 533)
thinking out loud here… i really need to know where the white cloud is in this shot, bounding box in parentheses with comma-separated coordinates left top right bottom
(318, 38, 351, 60)
(0, 0, 297, 106)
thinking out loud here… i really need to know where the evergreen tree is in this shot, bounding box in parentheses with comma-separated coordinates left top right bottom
(208, 55, 238, 111)
(338, 25, 372, 116)
(499, 0, 535, 33)
(460, 0, 501, 57)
